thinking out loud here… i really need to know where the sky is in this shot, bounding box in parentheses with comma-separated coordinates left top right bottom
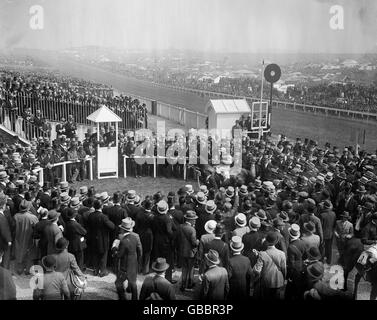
(1, 0, 377, 53)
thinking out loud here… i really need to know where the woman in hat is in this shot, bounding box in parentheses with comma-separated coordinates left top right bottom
(33, 255, 70, 300)
(52, 237, 86, 300)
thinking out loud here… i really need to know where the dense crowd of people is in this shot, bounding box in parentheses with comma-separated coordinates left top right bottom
(1, 129, 377, 300)
(0, 69, 148, 134)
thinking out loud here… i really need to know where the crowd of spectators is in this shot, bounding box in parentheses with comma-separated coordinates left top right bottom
(0, 69, 148, 133)
(1, 129, 377, 300)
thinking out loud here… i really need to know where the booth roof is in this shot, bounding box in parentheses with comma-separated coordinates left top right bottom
(87, 105, 122, 123)
(206, 99, 251, 114)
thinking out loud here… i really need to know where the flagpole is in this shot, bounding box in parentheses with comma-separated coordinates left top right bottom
(259, 60, 265, 141)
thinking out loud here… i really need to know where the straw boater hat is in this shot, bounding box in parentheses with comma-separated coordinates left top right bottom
(199, 185, 209, 196)
(127, 190, 137, 201)
(230, 236, 244, 252)
(239, 185, 248, 197)
(254, 179, 262, 189)
(151, 258, 169, 273)
(119, 217, 135, 231)
(225, 186, 235, 198)
(79, 186, 88, 200)
(184, 210, 198, 220)
(205, 200, 217, 214)
(205, 249, 220, 265)
(204, 220, 217, 234)
(60, 192, 71, 205)
(249, 216, 261, 230)
(289, 224, 301, 240)
(195, 192, 207, 205)
(157, 200, 168, 214)
(59, 181, 69, 192)
(101, 192, 110, 203)
(185, 185, 194, 195)
(69, 197, 80, 209)
(234, 213, 247, 228)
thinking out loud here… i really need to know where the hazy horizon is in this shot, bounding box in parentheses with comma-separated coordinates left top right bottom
(1, 0, 377, 54)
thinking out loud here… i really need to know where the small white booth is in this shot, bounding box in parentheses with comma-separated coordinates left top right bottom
(205, 99, 251, 136)
(87, 105, 122, 179)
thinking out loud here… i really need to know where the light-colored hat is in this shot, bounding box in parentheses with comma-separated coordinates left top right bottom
(185, 185, 194, 194)
(234, 213, 247, 227)
(249, 216, 261, 230)
(230, 236, 244, 252)
(205, 200, 217, 214)
(289, 224, 301, 240)
(195, 192, 207, 205)
(119, 217, 135, 231)
(204, 220, 217, 234)
(157, 200, 168, 214)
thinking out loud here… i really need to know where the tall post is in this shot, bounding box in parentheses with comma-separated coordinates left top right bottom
(269, 82, 273, 131)
(258, 60, 265, 141)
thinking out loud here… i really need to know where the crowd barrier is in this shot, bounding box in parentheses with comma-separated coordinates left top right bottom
(123, 155, 187, 180)
(34, 156, 94, 186)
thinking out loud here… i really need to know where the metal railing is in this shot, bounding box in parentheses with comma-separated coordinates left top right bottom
(34, 156, 94, 186)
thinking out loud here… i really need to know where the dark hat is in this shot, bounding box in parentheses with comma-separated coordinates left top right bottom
(278, 211, 289, 222)
(205, 249, 220, 265)
(19, 199, 30, 212)
(66, 208, 77, 219)
(256, 209, 267, 221)
(264, 232, 279, 246)
(47, 210, 60, 221)
(340, 211, 351, 220)
(323, 200, 333, 210)
(273, 218, 285, 228)
(303, 221, 316, 234)
(151, 257, 170, 272)
(307, 262, 324, 281)
(42, 255, 56, 270)
(184, 210, 198, 220)
(55, 237, 69, 252)
(307, 247, 322, 261)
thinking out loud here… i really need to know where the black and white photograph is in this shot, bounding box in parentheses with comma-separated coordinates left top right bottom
(0, 0, 377, 308)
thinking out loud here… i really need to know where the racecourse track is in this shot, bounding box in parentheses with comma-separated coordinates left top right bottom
(41, 55, 377, 152)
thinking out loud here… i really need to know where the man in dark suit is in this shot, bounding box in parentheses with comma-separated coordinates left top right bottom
(0, 250, 16, 300)
(87, 200, 115, 277)
(42, 210, 63, 256)
(178, 211, 199, 292)
(242, 217, 264, 267)
(139, 258, 176, 300)
(167, 192, 183, 268)
(122, 190, 139, 220)
(33, 208, 49, 263)
(200, 249, 229, 300)
(228, 236, 252, 300)
(320, 200, 336, 264)
(195, 198, 215, 241)
(286, 224, 308, 300)
(151, 200, 175, 283)
(64, 208, 87, 270)
(0, 194, 13, 269)
(37, 183, 52, 210)
(135, 199, 154, 275)
(205, 224, 230, 272)
(113, 217, 142, 300)
(107, 192, 128, 246)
